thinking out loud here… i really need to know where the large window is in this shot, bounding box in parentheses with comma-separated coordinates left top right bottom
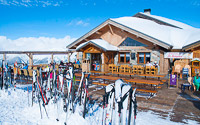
(119, 52, 130, 63)
(119, 37, 147, 47)
(137, 52, 151, 64)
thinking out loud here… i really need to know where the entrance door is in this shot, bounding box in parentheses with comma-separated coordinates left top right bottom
(91, 53, 101, 71)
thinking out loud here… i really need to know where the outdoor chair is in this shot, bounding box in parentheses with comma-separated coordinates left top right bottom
(145, 66, 151, 74)
(112, 65, 118, 73)
(137, 65, 144, 74)
(42, 67, 46, 71)
(181, 77, 194, 92)
(119, 65, 125, 73)
(28, 69, 33, 79)
(182, 68, 189, 78)
(108, 64, 113, 72)
(33, 67, 38, 70)
(132, 65, 138, 74)
(13, 67, 18, 77)
(18, 69, 22, 78)
(150, 66, 156, 75)
(124, 65, 130, 73)
(55, 65, 59, 70)
(184, 65, 191, 77)
(37, 70, 40, 77)
(28, 66, 32, 70)
(23, 69, 29, 81)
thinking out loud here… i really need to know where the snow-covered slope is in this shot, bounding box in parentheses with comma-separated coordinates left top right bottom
(0, 85, 198, 124)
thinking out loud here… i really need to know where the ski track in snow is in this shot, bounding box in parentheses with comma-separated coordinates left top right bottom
(0, 85, 199, 125)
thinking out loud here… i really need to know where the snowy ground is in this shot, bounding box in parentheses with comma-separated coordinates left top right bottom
(0, 85, 198, 125)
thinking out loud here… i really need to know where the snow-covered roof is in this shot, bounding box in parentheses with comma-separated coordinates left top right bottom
(76, 39, 119, 51)
(111, 13, 200, 49)
(138, 12, 193, 29)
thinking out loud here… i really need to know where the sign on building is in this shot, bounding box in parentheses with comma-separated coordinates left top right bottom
(164, 52, 193, 59)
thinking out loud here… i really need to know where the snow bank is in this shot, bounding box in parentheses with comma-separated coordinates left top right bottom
(0, 85, 199, 124)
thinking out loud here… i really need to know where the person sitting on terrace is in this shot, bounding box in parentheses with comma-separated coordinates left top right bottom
(153, 61, 159, 68)
(193, 73, 200, 91)
(146, 61, 152, 67)
(76, 59, 80, 65)
(23, 64, 28, 70)
(60, 60, 64, 66)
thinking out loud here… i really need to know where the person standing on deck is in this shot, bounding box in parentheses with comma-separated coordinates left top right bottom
(193, 73, 200, 91)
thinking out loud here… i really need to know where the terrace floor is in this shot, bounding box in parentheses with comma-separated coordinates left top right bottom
(89, 78, 200, 124)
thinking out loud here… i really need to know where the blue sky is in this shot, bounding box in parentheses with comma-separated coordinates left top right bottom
(0, 0, 200, 40)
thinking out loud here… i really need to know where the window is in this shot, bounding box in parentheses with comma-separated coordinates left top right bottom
(137, 52, 151, 64)
(145, 53, 151, 63)
(126, 53, 130, 63)
(131, 53, 135, 60)
(119, 52, 130, 63)
(138, 53, 144, 63)
(119, 37, 147, 47)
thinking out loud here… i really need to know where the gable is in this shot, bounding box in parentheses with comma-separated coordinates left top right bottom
(66, 19, 172, 50)
(83, 45, 102, 53)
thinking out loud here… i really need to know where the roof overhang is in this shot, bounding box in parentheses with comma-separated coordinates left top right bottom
(76, 39, 119, 52)
(182, 40, 200, 51)
(66, 19, 172, 50)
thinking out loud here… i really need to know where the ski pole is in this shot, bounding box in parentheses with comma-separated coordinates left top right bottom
(1, 60, 4, 89)
(128, 88, 133, 125)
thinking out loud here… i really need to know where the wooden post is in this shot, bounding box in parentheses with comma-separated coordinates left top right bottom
(77, 52, 79, 60)
(27, 53, 33, 66)
(51, 53, 54, 63)
(68, 53, 70, 63)
(3, 54, 6, 62)
(83, 52, 86, 60)
(102, 53, 105, 72)
(159, 51, 164, 74)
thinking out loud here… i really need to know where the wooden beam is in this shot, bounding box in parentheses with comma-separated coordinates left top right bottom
(108, 24, 114, 35)
(95, 31, 102, 35)
(84, 39, 89, 42)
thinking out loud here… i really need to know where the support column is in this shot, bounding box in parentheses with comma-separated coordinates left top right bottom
(159, 51, 164, 74)
(77, 52, 79, 60)
(102, 53, 105, 72)
(51, 53, 54, 63)
(27, 53, 33, 66)
(3, 54, 6, 63)
(68, 53, 70, 63)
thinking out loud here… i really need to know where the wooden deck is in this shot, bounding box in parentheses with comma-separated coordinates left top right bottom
(75, 72, 165, 94)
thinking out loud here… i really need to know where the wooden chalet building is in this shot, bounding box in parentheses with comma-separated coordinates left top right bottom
(67, 9, 200, 75)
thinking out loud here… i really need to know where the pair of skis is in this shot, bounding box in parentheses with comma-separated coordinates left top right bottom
(102, 79, 137, 125)
(74, 71, 90, 118)
(32, 70, 49, 119)
(1, 61, 13, 90)
(65, 71, 90, 125)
